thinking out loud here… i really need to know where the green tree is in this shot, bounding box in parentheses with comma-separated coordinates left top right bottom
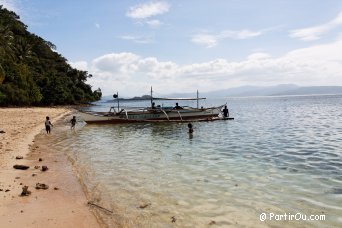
(0, 6, 101, 106)
(0, 64, 4, 84)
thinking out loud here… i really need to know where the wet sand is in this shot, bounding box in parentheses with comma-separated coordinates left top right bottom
(0, 108, 100, 227)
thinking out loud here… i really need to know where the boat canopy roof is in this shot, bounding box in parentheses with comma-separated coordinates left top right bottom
(153, 97, 206, 101)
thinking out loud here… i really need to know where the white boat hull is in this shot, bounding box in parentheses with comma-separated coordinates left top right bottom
(79, 106, 223, 124)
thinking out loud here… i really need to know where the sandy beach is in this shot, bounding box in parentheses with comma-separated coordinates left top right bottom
(0, 108, 100, 228)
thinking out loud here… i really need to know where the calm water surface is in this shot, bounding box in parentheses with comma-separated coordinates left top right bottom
(52, 95, 341, 227)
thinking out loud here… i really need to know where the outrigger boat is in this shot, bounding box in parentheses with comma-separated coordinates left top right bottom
(79, 88, 233, 124)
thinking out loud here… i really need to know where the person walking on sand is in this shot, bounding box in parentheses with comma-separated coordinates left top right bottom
(45, 116, 53, 134)
(70, 116, 76, 130)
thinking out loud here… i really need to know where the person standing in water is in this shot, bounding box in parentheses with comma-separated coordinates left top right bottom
(70, 116, 77, 130)
(222, 105, 229, 118)
(188, 123, 193, 134)
(45, 116, 53, 134)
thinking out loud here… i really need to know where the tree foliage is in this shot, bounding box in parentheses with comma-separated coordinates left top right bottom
(0, 6, 101, 106)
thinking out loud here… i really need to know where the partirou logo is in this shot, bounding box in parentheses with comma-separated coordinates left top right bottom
(259, 212, 326, 222)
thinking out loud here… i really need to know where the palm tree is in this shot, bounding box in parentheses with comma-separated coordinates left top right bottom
(0, 24, 14, 59)
(0, 64, 4, 84)
(0, 24, 14, 84)
(13, 37, 34, 63)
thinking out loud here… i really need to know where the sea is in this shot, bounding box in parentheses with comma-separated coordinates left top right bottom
(49, 95, 341, 227)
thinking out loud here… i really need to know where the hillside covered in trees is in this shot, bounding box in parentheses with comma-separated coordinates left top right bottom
(0, 6, 101, 106)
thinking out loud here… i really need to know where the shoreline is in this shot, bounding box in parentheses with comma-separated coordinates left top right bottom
(0, 107, 100, 227)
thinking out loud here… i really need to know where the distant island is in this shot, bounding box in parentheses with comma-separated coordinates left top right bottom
(106, 95, 152, 102)
(0, 6, 101, 106)
(128, 95, 152, 100)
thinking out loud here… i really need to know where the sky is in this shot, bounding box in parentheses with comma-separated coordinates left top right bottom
(1, 0, 342, 96)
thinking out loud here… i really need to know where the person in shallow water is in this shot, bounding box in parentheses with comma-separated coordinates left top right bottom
(70, 116, 77, 129)
(188, 123, 193, 134)
(222, 105, 229, 118)
(45, 116, 53, 134)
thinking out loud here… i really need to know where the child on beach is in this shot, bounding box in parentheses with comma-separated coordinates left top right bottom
(188, 123, 193, 134)
(70, 116, 76, 130)
(45, 116, 53, 134)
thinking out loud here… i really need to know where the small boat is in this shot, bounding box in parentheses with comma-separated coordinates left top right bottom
(79, 88, 232, 124)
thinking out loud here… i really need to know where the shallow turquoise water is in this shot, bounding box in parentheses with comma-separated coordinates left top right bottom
(53, 95, 341, 227)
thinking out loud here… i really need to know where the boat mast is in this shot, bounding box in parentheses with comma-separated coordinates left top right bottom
(197, 90, 199, 109)
(150, 86, 153, 108)
(117, 92, 120, 112)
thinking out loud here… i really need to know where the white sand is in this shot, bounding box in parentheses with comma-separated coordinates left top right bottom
(0, 108, 100, 227)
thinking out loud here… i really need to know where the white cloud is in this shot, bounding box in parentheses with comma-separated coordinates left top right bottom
(69, 61, 88, 71)
(95, 23, 100, 29)
(119, 35, 154, 44)
(78, 38, 342, 96)
(221, 30, 262, 39)
(247, 53, 272, 60)
(0, 0, 20, 13)
(192, 29, 264, 48)
(93, 52, 140, 74)
(126, 1, 170, 19)
(145, 19, 162, 28)
(191, 34, 218, 48)
(290, 11, 342, 41)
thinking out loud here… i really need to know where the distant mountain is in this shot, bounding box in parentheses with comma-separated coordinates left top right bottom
(203, 84, 299, 97)
(102, 85, 342, 101)
(271, 86, 342, 96)
(166, 85, 342, 98)
(166, 84, 300, 98)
